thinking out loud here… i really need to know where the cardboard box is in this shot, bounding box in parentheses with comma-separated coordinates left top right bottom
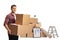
(30, 18, 38, 24)
(8, 24, 18, 36)
(18, 24, 35, 37)
(40, 31, 47, 37)
(16, 14, 30, 25)
(40, 28, 52, 38)
(8, 24, 28, 37)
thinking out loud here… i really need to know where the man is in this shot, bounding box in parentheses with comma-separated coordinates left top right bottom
(4, 5, 18, 40)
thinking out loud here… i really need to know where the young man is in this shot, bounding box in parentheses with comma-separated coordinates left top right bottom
(4, 5, 18, 40)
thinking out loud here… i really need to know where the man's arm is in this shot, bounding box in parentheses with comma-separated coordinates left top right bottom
(5, 24, 11, 34)
(4, 15, 11, 34)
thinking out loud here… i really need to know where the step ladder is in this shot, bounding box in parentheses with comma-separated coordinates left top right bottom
(48, 26, 59, 38)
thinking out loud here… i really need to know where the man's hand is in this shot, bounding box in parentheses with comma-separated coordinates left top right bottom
(10, 23, 19, 26)
(8, 29, 11, 34)
(5, 24, 12, 34)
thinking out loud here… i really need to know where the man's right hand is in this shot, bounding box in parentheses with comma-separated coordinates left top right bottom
(5, 24, 11, 34)
(8, 29, 11, 34)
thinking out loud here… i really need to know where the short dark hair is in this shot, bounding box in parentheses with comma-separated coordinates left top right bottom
(11, 4, 16, 9)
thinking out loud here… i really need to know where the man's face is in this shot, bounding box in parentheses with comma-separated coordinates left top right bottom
(11, 6, 16, 13)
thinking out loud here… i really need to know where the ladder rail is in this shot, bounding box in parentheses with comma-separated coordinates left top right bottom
(48, 26, 59, 38)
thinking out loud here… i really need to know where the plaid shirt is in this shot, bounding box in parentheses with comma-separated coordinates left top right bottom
(4, 13, 16, 27)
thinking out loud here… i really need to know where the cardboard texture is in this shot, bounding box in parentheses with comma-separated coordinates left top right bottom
(30, 18, 38, 24)
(16, 14, 30, 25)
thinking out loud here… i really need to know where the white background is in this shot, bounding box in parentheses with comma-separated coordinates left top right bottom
(0, 0, 60, 40)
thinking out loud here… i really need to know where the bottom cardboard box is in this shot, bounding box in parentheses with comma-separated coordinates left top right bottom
(8, 24, 18, 36)
(17, 24, 35, 37)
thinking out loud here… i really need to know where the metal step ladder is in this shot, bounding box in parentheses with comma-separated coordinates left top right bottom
(48, 26, 59, 38)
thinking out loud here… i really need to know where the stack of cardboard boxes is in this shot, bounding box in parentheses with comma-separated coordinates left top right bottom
(15, 14, 40, 37)
(8, 14, 52, 38)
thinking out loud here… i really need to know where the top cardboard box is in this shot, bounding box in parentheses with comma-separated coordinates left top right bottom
(15, 14, 30, 25)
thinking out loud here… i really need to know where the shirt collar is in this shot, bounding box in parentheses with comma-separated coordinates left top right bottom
(10, 12, 15, 16)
